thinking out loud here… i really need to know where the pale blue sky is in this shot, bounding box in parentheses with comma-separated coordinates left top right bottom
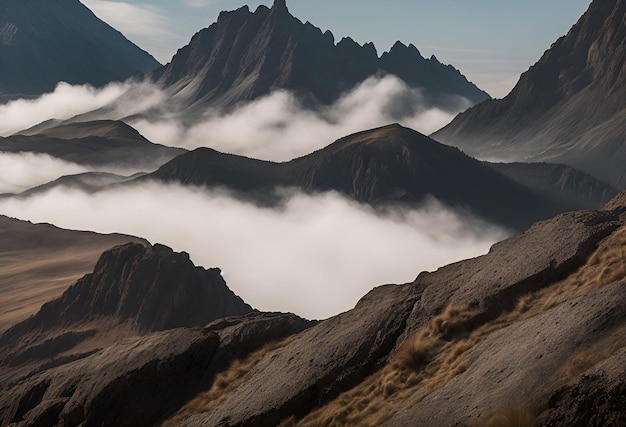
(81, 0, 592, 97)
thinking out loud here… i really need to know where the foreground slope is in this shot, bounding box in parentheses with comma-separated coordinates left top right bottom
(148, 124, 571, 230)
(175, 197, 626, 427)
(1, 196, 625, 426)
(433, 0, 626, 188)
(0, 0, 160, 101)
(152, 0, 488, 113)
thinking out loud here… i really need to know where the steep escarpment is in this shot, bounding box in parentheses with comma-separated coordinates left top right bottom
(0, 215, 147, 332)
(433, 0, 626, 188)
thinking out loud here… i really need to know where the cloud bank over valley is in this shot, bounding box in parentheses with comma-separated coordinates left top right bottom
(0, 182, 508, 319)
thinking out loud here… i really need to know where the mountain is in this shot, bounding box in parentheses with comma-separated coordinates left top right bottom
(0, 0, 160, 101)
(2, 196, 624, 426)
(1, 243, 252, 341)
(486, 162, 619, 210)
(0, 215, 147, 333)
(0, 120, 185, 171)
(146, 124, 570, 230)
(151, 0, 488, 114)
(432, 0, 626, 189)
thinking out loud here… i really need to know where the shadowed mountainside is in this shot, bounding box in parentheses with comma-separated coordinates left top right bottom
(0, 0, 160, 101)
(151, 0, 488, 114)
(146, 124, 588, 231)
(433, 0, 626, 189)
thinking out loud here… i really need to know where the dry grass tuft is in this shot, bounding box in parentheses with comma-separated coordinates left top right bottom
(395, 304, 480, 370)
(162, 338, 293, 427)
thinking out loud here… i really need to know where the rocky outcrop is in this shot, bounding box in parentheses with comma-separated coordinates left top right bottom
(1, 207, 625, 426)
(152, 0, 488, 113)
(0, 313, 313, 427)
(182, 281, 423, 426)
(0, 0, 160, 101)
(0, 215, 147, 333)
(1, 243, 252, 342)
(433, 0, 626, 188)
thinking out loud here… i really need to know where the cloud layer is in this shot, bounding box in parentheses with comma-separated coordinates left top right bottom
(0, 182, 508, 319)
(131, 75, 468, 161)
(0, 76, 468, 162)
(0, 153, 92, 194)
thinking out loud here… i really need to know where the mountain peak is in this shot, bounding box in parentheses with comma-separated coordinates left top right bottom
(272, 0, 289, 12)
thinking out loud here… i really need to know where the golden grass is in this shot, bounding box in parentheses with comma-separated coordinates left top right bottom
(161, 337, 293, 427)
(283, 226, 626, 426)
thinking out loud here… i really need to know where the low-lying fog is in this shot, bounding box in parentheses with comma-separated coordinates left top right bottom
(0, 76, 468, 162)
(0, 182, 508, 319)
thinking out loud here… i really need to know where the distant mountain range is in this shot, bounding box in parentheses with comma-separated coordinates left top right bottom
(3, 120, 616, 230)
(433, 0, 626, 189)
(144, 123, 616, 230)
(0, 0, 160, 101)
(150, 0, 488, 114)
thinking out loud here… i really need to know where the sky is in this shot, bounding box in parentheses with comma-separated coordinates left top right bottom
(81, 0, 592, 98)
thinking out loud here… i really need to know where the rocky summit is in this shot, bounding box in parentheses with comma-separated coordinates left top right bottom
(151, 0, 488, 113)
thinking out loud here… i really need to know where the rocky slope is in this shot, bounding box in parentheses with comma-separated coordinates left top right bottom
(0, 240, 311, 427)
(147, 124, 579, 230)
(433, 0, 626, 189)
(0, 215, 146, 333)
(0, 0, 160, 101)
(151, 0, 488, 114)
(0, 120, 185, 172)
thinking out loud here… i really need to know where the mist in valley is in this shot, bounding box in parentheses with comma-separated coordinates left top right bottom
(0, 182, 508, 319)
